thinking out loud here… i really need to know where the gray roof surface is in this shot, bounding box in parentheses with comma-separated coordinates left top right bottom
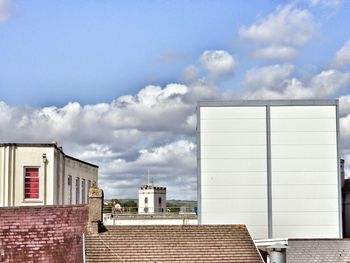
(287, 239, 350, 263)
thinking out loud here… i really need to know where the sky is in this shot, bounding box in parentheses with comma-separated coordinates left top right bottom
(1, 0, 350, 200)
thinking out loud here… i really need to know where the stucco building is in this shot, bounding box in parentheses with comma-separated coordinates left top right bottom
(0, 143, 98, 207)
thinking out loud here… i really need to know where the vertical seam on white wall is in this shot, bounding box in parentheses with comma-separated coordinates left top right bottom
(1, 146, 5, 206)
(336, 102, 343, 238)
(11, 146, 15, 206)
(197, 104, 202, 224)
(5, 146, 10, 205)
(62, 155, 66, 204)
(56, 150, 60, 204)
(266, 105, 273, 239)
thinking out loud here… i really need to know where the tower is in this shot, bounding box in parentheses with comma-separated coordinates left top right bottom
(138, 184, 166, 214)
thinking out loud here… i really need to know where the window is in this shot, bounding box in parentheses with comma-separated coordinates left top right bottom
(144, 197, 149, 213)
(159, 197, 163, 213)
(87, 180, 91, 203)
(24, 167, 39, 199)
(76, 177, 80, 204)
(81, 179, 86, 204)
(67, 175, 72, 204)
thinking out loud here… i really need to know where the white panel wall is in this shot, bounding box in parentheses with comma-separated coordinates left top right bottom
(199, 103, 341, 240)
(200, 106, 268, 239)
(270, 105, 340, 238)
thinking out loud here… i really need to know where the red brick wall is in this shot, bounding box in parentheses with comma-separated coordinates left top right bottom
(0, 205, 88, 263)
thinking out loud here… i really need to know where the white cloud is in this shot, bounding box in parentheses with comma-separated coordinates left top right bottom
(309, 0, 343, 8)
(243, 64, 350, 99)
(253, 45, 298, 60)
(339, 95, 350, 117)
(94, 140, 197, 200)
(244, 64, 295, 92)
(310, 69, 350, 96)
(181, 65, 198, 83)
(340, 114, 350, 152)
(340, 93, 350, 162)
(331, 41, 350, 69)
(199, 50, 236, 78)
(240, 5, 316, 61)
(2, 41, 350, 199)
(157, 51, 185, 65)
(0, 0, 12, 22)
(0, 81, 225, 200)
(240, 5, 316, 46)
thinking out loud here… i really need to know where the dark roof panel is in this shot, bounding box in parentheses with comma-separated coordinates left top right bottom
(287, 239, 350, 263)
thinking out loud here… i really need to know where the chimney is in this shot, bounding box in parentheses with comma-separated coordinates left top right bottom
(87, 182, 104, 234)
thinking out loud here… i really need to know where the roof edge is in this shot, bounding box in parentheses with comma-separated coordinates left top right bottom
(198, 99, 339, 107)
(0, 143, 98, 168)
(65, 154, 99, 168)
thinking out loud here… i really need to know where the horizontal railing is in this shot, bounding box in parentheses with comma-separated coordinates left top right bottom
(103, 206, 197, 215)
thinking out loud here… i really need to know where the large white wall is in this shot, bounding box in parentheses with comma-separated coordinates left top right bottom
(199, 106, 268, 239)
(270, 106, 339, 238)
(198, 101, 341, 240)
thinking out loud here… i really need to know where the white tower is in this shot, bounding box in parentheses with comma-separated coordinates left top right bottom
(138, 184, 166, 214)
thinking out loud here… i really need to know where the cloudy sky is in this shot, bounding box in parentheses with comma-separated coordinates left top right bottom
(1, 0, 350, 200)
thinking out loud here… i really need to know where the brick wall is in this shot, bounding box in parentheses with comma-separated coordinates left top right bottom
(0, 205, 88, 263)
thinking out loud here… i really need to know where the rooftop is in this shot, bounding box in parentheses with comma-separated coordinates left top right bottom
(0, 142, 98, 168)
(139, 184, 166, 190)
(85, 225, 263, 262)
(287, 239, 350, 263)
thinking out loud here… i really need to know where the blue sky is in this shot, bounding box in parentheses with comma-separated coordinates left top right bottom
(1, 0, 350, 199)
(1, 0, 348, 106)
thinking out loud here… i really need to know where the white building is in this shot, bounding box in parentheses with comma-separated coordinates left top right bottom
(0, 143, 98, 207)
(197, 100, 342, 240)
(138, 184, 166, 214)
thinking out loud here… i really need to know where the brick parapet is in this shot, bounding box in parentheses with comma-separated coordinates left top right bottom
(0, 205, 88, 262)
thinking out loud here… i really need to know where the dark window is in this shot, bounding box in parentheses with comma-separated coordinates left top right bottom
(68, 175, 72, 204)
(87, 180, 91, 203)
(81, 179, 86, 203)
(76, 177, 80, 204)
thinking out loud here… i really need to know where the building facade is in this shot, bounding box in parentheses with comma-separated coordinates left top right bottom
(197, 100, 342, 240)
(138, 184, 166, 214)
(0, 143, 98, 207)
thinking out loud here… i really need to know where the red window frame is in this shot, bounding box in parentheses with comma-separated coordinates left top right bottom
(24, 167, 40, 199)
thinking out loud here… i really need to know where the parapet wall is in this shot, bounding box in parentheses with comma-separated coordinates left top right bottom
(0, 205, 88, 262)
